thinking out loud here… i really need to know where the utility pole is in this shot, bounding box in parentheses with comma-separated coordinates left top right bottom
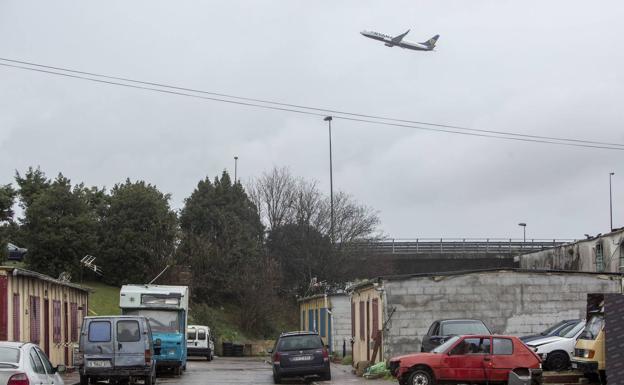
(234, 156, 239, 183)
(610, 172, 615, 231)
(324, 116, 334, 243)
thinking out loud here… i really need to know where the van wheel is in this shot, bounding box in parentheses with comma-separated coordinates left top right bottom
(174, 365, 182, 376)
(80, 375, 89, 385)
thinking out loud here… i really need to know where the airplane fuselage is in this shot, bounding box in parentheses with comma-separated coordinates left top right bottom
(360, 30, 432, 51)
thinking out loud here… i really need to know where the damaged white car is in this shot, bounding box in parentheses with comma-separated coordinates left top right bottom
(526, 320, 585, 371)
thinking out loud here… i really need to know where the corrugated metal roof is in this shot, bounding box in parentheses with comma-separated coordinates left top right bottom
(0, 266, 91, 292)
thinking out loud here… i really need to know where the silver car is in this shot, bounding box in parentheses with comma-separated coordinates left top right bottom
(0, 341, 66, 385)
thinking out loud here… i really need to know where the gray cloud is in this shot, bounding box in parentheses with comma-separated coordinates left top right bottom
(1, 0, 622, 240)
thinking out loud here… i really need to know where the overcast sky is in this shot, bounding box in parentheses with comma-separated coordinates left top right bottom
(1, 1, 623, 240)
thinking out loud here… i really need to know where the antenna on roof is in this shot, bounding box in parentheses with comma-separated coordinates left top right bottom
(149, 265, 170, 284)
(80, 255, 103, 277)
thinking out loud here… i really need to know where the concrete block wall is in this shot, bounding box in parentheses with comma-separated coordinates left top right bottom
(330, 295, 352, 356)
(382, 271, 621, 358)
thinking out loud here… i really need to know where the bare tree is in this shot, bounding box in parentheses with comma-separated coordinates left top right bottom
(248, 167, 296, 230)
(249, 166, 380, 242)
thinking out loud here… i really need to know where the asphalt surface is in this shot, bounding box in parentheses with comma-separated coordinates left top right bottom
(65, 357, 390, 385)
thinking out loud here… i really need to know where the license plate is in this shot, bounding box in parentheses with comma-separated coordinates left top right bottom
(291, 355, 313, 361)
(571, 363, 578, 369)
(87, 360, 111, 368)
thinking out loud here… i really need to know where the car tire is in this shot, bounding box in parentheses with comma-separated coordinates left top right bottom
(174, 365, 182, 376)
(80, 375, 89, 385)
(408, 369, 435, 385)
(322, 368, 332, 381)
(545, 351, 569, 371)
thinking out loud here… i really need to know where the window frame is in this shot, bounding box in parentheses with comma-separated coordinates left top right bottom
(116, 320, 141, 343)
(492, 338, 514, 355)
(88, 320, 112, 343)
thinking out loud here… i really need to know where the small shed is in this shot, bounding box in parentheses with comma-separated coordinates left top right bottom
(0, 266, 89, 366)
(349, 268, 622, 365)
(298, 292, 352, 356)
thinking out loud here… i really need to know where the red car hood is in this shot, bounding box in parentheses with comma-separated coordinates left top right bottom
(391, 352, 442, 366)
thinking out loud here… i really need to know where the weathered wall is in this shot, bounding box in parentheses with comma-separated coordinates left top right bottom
(351, 285, 383, 364)
(520, 229, 624, 272)
(329, 295, 352, 357)
(382, 270, 622, 359)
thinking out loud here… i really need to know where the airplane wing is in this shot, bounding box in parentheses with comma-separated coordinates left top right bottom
(391, 29, 410, 44)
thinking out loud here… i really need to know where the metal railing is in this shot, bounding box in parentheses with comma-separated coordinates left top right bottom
(350, 238, 576, 255)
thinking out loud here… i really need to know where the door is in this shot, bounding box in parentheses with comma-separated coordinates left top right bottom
(63, 302, 68, 364)
(84, 319, 115, 371)
(115, 318, 144, 367)
(197, 328, 208, 349)
(439, 337, 490, 381)
(28, 347, 51, 385)
(187, 327, 197, 349)
(44, 299, 50, 356)
(487, 337, 516, 382)
(365, 301, 370, 361)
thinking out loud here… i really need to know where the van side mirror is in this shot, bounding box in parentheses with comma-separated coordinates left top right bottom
(55, 365, 67, 374)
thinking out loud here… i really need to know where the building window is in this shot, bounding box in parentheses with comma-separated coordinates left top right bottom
(320, 308, 327, 337)
(70, 303, 78, 342)
(596, 243, 604, 272)
(308, 310, 314, 332)
(53, 300, 62, 343)
(29, 296, 41, 343)
(12, 294, 20, 341)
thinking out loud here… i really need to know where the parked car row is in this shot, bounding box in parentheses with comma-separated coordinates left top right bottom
(388, 318, 589, 385)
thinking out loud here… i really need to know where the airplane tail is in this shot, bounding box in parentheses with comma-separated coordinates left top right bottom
(423, 34, 439, 49)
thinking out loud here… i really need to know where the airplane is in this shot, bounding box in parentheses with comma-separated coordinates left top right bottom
(360, 29, 439, 51)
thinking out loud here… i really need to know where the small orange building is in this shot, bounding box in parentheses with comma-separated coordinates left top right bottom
(0, 266, 89, 366)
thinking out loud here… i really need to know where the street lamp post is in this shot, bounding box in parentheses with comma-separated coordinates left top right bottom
(234, 156, 239, 183)
(518, 223, 527, 242)
(324, 116, 334, 242)
(610, 172, 615, 231)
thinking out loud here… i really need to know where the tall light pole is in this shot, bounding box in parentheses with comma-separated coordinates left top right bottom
(610, 172, 615, 231)
(324, 116, 334, 243)
(518, 223, 527, 242)
(234, 156, 239, 183)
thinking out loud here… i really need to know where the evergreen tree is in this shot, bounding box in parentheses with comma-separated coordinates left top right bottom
(99, 180, 177, 285)
(179, 171, 264, 303)
(19, 173, 98, 277)
(0, 184, 16, 261)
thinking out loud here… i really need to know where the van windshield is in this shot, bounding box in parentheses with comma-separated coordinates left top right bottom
(579, 315, 604, 340)
(125, 310, 180, 333)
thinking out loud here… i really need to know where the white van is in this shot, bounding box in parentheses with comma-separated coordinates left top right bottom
(187, 325, 214, 361)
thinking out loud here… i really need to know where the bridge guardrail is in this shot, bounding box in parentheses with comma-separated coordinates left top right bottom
(349, 238, 576, 255)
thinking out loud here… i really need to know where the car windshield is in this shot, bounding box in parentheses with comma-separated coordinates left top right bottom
(277, 335, 323, 351)
(540, 320, 568, 336)
(0, 347, 20, 365)
(441, 321, 489, 335)
(579, 315, 604, 340)
(125, 310, 180, 333)
(560, 321, 585, 338)
(431, 336, 460, 353)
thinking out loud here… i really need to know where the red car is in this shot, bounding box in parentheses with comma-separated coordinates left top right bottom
(388, 335, 542, 385)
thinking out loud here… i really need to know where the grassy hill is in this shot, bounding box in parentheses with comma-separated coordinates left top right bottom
(84, 281, 121, 316)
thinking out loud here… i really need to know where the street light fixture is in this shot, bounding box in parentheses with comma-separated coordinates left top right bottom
(324, 116, 334, 243)
(234, 156, 239, 183)
(518, 223, 527, 242)
(610, 172, 615, 231)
